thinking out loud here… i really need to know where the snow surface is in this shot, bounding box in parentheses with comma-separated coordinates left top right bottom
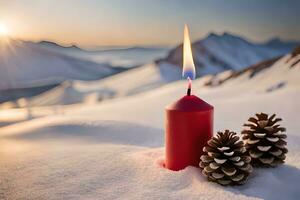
(0, 55, 299, 199)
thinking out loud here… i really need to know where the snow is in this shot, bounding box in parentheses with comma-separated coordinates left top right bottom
(0, 54, 299, 199)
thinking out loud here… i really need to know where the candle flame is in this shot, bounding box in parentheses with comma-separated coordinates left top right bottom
(182, 24, 196, 80)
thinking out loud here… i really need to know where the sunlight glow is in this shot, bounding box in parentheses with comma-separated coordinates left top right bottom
(0, 22, 9, 36)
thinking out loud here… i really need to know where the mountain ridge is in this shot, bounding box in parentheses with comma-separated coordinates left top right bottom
(37, 40, 83, 51)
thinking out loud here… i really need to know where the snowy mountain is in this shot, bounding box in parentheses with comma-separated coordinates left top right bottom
(157, 32, 299, 77)
(0, 33, 298, 105)
(0, 39, 123, 91)
(0, 38, 166, 103)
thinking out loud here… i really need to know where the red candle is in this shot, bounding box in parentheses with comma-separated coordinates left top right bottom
(164, 25, 213, 171)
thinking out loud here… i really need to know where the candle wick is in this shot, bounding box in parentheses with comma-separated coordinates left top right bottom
(187, 77, 192, 96)
(187, 88, 191, 96)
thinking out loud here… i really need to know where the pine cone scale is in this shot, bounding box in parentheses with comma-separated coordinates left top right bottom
(209, 162, 220, 169)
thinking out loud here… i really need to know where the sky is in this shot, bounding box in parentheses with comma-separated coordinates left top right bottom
(0, 0, 299, 47)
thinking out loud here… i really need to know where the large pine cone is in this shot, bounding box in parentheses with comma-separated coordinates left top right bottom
(199, 130, 252, 186)
(242, 113, 288, 167)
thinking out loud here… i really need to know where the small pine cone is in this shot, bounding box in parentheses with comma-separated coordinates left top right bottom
(242, 113, 288, 167)
(199, 130, 252, 186)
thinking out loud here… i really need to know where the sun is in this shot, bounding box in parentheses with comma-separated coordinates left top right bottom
(0, 22, 9, 36)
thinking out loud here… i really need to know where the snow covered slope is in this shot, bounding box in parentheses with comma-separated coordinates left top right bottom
(0, 49, 299, 199)
(0, 39, 121, 90)
(208, 45, 300, 87)
(158, 32, 298, 77)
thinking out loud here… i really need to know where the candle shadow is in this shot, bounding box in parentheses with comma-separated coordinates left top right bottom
(3, 120, 164, 147)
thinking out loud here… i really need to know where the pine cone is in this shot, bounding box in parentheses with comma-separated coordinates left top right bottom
(199, 130, 252, 186)
(242, 113, 288, 167)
